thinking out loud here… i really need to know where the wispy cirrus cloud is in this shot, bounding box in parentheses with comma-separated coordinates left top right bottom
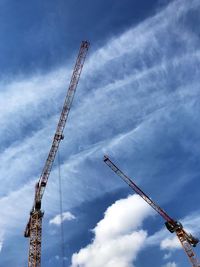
(0, 0, 200, 265)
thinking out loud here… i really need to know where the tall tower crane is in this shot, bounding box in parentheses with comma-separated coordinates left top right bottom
(24, 41, 90, 267)
(103, 155, 200, 267)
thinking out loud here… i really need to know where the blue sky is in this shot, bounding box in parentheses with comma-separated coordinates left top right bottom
(0, 0, 200, 266)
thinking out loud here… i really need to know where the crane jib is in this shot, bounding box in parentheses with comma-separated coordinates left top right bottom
(103, 155, 174, 223)
(34, 41, 90, 205)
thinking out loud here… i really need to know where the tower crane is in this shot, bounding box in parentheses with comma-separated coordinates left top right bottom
(103, 155, 200, 267)
(24, 41, 90, 267)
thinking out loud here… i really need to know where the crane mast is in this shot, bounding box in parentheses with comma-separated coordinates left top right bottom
(24, 41, 90, 267)
(103, 155, 200, 267)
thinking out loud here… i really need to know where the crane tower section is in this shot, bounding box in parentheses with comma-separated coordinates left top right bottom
(24, 41, 90, 267)
(103, 155, 200, 267)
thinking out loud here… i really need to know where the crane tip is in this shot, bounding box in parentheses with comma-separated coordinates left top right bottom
(81, 40, 90, 48)
(103, 154, 109, 161)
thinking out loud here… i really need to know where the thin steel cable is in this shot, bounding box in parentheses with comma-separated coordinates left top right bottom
(57, 149, 65, 267)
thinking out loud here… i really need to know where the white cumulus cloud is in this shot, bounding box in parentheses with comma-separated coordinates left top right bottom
(0, 238, 3, 253)
(147, 212, 200, 253)
(163, 252, 172, 260)
(70, 195, 153, 267)
(162, 262, 177, 267)
(160, 236, 180, 250)
(49, 211, 76, 226)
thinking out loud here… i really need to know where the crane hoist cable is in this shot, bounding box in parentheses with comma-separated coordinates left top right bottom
(57, 149, 65, 267)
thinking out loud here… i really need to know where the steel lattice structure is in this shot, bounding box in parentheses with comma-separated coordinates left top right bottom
(24, 41, 90, 267)
(104, 155, 200, 267)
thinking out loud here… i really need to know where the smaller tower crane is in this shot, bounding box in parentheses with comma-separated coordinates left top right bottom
(103, 155, 200, 267)
(24, 41, 90, 267)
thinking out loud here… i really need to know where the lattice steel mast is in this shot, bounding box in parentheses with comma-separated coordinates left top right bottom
(104, 155, 200, 267)
(24, 41, 90, 267)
